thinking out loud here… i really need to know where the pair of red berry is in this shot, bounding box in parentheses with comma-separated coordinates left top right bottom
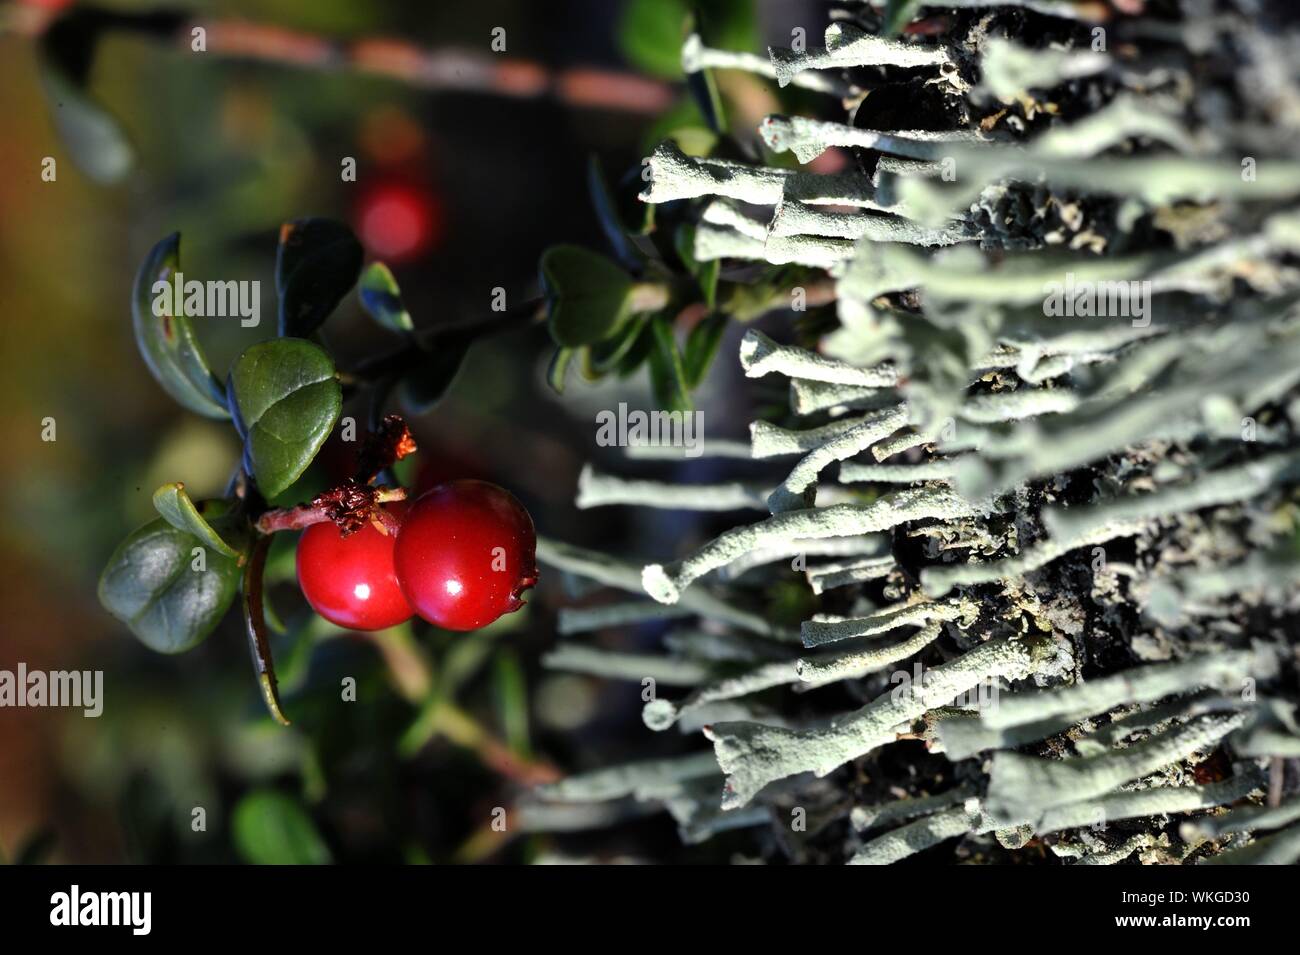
(296, 480, 537, 632)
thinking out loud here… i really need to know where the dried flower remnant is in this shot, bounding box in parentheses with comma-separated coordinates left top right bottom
(532, 0, 1300, 865)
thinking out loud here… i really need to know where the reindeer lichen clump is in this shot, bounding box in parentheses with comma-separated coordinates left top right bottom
(533, 1, 1300, 864)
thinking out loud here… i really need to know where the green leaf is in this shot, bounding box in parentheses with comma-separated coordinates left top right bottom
(683, 312, 728, 388)
(698, 0, 759, 53)
(494, 652, 531, 758)
(151, 483, 243, 561)
(621, 0, 757, 79)
(883, 0, 923, 35)
(276, 218, 363, 337)
(98, 517, 241, 654)
(540, 245, 636, 347)
(584, 315, 650, 377)
(587, 155, 646, 271)
(131, 233, 230, 420)
(674, 224, 721, 308)
(400, 334, 471, 414)
(615, 320, 657, 378)
(618, 0, 690, 78)
(648, 315, 692, 411)
(438, 628, 502, 698)
(232, 791, 332, 865)
(228, 339, 342, 499)
(358, 261, 414, 333)
(642, 98, 719, 158)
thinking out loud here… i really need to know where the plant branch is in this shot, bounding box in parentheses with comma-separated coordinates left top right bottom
(343, 297, 545, 387)
(241, 534, 290, 726)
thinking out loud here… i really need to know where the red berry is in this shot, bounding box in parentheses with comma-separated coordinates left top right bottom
(296, 504, 413, 631)
(394, 480, 537, 631)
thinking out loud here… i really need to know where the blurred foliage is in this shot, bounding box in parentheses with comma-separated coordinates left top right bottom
(0, 0, 784, 866)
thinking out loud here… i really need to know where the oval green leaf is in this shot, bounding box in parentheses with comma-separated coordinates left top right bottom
(276, 218, 364, 337)
(540, 245, 636, 347)
(585, 314, 650, 377)
(232, 791, 332, 865)
(228, 339, 342, 499)
(674, 224, 721, 308)
(358, 261, 414, 333)
(98, 517, 241, 654)
(151, 483, 243, 561)
(683, 312, 728, 388)
(131, 233, 230, 420)
(619, 0, 756, 79)
(648, 315, 692, 412)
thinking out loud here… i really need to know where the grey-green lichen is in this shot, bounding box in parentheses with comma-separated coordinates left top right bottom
(530, 0, 1300, 864)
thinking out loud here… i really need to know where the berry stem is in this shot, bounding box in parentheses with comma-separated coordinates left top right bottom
(241, 534, 291, 726)
(427, 702, 561, 787)
(255, 486, 408, 534)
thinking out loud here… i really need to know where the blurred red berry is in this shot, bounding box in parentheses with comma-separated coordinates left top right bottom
(355, 181, 442, 262)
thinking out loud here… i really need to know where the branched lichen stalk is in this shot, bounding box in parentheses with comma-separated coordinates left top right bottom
(978, 651, 1268, 730)
(644, 487, 982, 605)
(1198, 822, 1300, 865)
(534, 752, 722, 803)
(543, 645, 711, 686)
(741, 330, 899, 386)
(851, 785, 978, 832)
(801, 599, 968, 648)
(761, 115, 992, 164)
(680, 33, 854, 96)
(1180, 794, 1300, 841)
(985, 712, 1247, 822)
(767, 23, 955, 90)
(640, 141, 887, 208)
(766, 406, 908, 512)
(796, 621, 944, 684)
(717, 534, 887, 580)
(557, 601, 692, 635)
(538, 536, 797, 641)
(577, 464, 769, 511)
(706, 635, 1055, 809)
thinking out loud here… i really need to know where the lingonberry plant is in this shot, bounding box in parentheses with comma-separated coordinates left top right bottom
(98, 217, 538, 726)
